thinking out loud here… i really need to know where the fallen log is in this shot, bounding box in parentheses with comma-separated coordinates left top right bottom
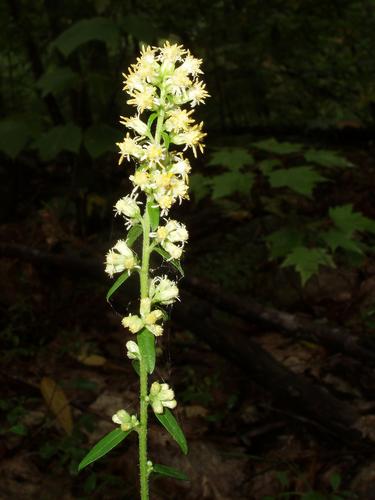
(177, 291, 374, 449)
(1, 243, 374, 447)
(1, 243, 374, 366)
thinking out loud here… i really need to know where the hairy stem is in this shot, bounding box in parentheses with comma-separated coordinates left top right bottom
(139, 202, 151, 500)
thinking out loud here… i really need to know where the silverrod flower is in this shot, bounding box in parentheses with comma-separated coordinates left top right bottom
(79, 42, 209, 500)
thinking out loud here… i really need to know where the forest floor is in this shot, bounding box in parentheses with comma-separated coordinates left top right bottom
(1, 137, 375, 500)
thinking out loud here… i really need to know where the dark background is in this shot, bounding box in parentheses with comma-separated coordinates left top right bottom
(1, 1, 375, 499)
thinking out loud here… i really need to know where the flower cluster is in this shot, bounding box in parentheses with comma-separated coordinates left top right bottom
(112, 409, 139, 432)
(148, 382, 177, 414)
(117, 41, 209, 216)
(104, 42, 208, 432)
(105, 240, 137, 277)
(151, 219, 188, 260)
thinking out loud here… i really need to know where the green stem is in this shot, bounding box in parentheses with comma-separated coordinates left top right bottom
(138, 86, 165, 500)
(139, 201, 151, 500)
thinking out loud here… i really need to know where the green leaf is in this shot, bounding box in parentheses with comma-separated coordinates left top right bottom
(267, 166, 327, 197)
(281, 246, 335, 285)
(36, 67, 78, 97)
(304, 149, 353, 168)
(34, 124, 82, 161)
(154, 247, 184, 276)
(137, 328, 155, 374)
(329, 205, 375, 236)
(126, 225, 143, 247)
(155, 408, 188, 455)
(207, 147, 254, 170)
(252, 138, 302, 155)
(84, 124, 122, 158)
(132, 360, 140, 376)
(211, 172, 254, 199)
(147, 201, 160, 230)
(52, 17, 120, 57)
(189, 173, 211, 203)
(9, 423, 28, 436)
(78, 428, 130, 471)
(0, 119, 32, 158)
(147, 112, 158, 130)
(329, 473, 341, 492)
(266, 227, 304, 259)
(258, 159, 282, 175)
(153, 464, 189, 481)
(106, 271, 130, 302)
(321, 229, 363, 254)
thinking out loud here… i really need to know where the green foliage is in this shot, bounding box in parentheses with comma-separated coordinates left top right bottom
(281, 246, 335, 285)
(304, 149, 353, 168)
(78, 428, 131, 471)
(36, 67, 78, 97)
(329, 205, 375, 236)
(137, 328, 156, 374)
(154, 247, 184, 276)
(153, 464, 189, 481)
(147, 201, 160, 231)
(211, 171, 255, 200)
(195, 144, 375, 285)
(266, 227, 304, 259)
(253, 138, 303, 155)
(155, 408, 188, 455)
(0, 119, 33, 159)
(126, 225, 143, 247)
(34, 124, 82, 160)
(208, 147, 254, 170)
(267, 166, 327, 197)
(106, 271, 130, 302)
(51, 17, 121, 57)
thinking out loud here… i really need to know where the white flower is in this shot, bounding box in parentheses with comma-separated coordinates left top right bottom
(123, 301, 165, 337)
(120, 115, 149, 136)
(159, 41, 186, 65)
(165, 109, 194, 133)
(149, 382, 177, 414)
(127, 85, 157, 114)
(114, 195, 141, 220)
(171, 122, 206, 157)
(179, 53, 203, 76)
(185, 80, 210, 107)
(117, 133, 142, 164)
(126, 340, 141, 360)
(151, 220, 188, 260)
(129, 169, 150, 192)
(105, 240, 136, 277)
(170, 156, 191, 182)
(112, 409, 139, 431)
(149, 276, 179, 305)
(141, 142, 165, 167)
(122, 314, 144, 334)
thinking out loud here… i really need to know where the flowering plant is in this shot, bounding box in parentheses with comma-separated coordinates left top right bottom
(78, 42, 208, 499)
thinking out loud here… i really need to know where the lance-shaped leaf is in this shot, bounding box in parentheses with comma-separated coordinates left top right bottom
(137, 328, 155, 374)
(147, 201, 160, 230)
(106, 271, 130, 302)
(126, 225, 143, 247)
(154, 247, 184, 277)
(78, 428, 131, 471)
(153, 464, 189, 481)
(155, 408, 188, 455)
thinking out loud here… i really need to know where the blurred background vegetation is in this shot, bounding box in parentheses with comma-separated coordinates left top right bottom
(1, 1, 375, 499)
